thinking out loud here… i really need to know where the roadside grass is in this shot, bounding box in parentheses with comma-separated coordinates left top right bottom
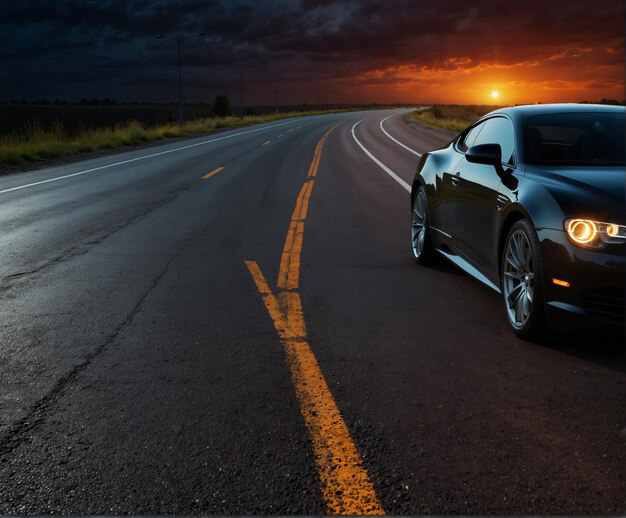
(0, 109, 349, 168)
(411, 104, 503, 133)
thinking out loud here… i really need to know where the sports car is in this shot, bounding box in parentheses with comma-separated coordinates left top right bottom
(411, 103, 625, 339)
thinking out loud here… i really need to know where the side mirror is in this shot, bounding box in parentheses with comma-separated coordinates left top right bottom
(466, 143, 505, 176)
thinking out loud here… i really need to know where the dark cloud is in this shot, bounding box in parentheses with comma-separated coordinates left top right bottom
(1, 0, 623, 103)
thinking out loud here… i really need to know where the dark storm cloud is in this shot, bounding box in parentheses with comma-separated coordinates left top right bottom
(1, 0, 623, 102)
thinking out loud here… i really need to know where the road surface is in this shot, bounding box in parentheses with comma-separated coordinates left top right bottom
(0, 110, 624, 514)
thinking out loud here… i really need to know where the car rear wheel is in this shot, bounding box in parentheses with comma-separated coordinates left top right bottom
(501, 219, 547, 340)
(411, 186, 437, 265)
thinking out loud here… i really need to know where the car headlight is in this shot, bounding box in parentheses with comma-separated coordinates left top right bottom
(564, 218, 626, 248)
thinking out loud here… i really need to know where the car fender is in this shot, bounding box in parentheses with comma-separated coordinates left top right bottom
(506, 176, 565, 231)
(412, 148, 458, 231)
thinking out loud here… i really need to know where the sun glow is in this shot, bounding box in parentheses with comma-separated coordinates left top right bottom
(350, 58, 623, 105)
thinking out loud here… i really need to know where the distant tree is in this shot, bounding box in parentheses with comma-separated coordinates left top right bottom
(431, 105, 444, 119)
(580, 98, 625, 106)
(599, 98, 622, 106)
(212, 95, 231, 117)
(245, 106, 257, 116)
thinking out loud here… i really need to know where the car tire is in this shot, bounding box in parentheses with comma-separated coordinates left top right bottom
(501, 219, 547, 340)
(411, 185, 438, 265)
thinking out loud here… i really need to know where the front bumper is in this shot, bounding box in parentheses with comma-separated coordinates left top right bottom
(537, 228, 625, 338)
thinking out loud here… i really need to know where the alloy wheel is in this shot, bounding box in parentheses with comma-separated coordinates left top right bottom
(411, 190, 427, 259)
(503, 229, 535, 328)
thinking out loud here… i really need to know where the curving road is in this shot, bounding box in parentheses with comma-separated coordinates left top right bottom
(0, 110, 624, 514)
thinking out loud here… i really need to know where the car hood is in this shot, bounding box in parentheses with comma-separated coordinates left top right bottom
(524, 165, 625, 223)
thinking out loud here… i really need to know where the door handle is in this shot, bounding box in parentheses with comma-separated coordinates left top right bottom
(451, 172, 461, 186)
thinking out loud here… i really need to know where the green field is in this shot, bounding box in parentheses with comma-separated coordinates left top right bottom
(0, 103, 215, 136)
(411, 104, 502, 133)
(0, 103, 408, 169)
(0, 108, 353, 168)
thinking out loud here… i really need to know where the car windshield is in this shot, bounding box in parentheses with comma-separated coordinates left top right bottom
(525, 111, 625, 166)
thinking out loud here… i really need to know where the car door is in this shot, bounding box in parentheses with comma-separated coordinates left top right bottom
(440, 121, 485, 238)
(446, 116, 516, 275)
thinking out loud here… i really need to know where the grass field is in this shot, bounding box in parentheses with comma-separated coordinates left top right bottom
(411, 104, 502, 133)
(0, 109, 354, 168)
(0, 103, 213, 136)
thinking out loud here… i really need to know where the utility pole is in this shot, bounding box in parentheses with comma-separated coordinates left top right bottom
(177, 39, 183, 127)
(240, 72, 244, 117)
(155, 32, 206, 128)
(275, 82, 278, 113)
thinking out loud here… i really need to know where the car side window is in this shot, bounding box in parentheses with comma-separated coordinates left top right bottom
(458, 122, 485, 152)
(471, 117, 516, 165)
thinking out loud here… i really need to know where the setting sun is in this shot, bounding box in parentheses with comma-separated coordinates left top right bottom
(491, 90, 500, 99)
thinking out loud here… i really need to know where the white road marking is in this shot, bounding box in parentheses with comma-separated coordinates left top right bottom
(0, 119, 303, 195)
(380, 115, 422, 157)
(351, 120, 411, 193)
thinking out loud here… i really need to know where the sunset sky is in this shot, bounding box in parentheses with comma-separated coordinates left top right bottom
(1, 0, 623, 105)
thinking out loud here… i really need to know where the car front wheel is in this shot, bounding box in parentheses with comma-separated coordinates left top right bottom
(411, 185, 437, 265)
(501, 219, 547, 340)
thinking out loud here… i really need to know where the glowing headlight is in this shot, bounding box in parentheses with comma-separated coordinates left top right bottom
(565, 219, 626, 248)
(566, 219, 596, 243)
(607, 224, 619, 237)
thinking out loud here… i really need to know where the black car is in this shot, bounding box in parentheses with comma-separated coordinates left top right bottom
(411, 104, 625, 339)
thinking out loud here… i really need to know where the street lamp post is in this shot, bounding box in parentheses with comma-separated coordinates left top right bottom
(177, 39, 182, 127)
(155, 33, 205, 128)
(227, 67, 255, 117)
(240, 71, 244, 117)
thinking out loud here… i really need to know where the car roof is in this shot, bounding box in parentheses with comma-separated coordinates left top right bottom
(480, 103, 625, 123)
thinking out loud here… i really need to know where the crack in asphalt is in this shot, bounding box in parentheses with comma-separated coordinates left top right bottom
(0, 219, 217, 457)
(0, 187, 214, 458)
(0, 187, 189, 289)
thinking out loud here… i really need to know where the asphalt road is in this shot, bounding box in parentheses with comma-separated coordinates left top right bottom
(0, 110, 624, 514)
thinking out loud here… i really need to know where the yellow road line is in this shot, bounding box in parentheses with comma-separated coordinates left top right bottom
(277, 220, 305, 290)
(246, 261, 383, 515)
(306, 126, 331, 178)
(262, 140, 271, 146)
(245, 124, 384, 515)
(201, 166, 224, 179)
